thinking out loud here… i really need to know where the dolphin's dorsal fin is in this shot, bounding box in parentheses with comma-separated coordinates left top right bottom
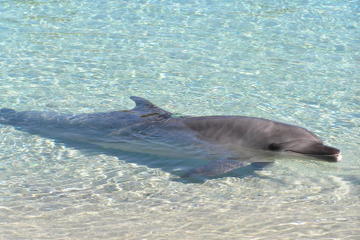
(130, 96, 171, 117)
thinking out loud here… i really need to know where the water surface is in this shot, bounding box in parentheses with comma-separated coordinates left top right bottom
(0, 0, 359, 239)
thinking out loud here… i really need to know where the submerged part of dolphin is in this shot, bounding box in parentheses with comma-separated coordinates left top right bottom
(0, 96, 341, 177)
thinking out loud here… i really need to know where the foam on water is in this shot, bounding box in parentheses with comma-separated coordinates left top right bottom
(0, 0, 359, 239)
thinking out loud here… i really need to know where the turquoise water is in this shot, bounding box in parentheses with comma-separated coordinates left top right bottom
(0, 0, 359, 239)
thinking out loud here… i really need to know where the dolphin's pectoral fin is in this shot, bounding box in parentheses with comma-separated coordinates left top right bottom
(181, 159, 250, 178)
(130, 96, 172, 117)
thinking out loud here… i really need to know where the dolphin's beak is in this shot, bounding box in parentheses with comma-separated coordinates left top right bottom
(285, 144, 341, 162)
(308, 152, 341, 162)
(312, 145, 341, 162)
(286, 151, 341, 162)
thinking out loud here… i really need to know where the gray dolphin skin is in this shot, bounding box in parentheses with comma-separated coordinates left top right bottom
(0, 96, 341, 178)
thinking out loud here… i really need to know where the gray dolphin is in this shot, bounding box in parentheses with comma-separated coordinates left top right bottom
(0, 96, 341, 177)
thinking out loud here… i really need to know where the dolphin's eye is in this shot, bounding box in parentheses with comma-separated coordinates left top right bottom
(268, 143, 281, 151)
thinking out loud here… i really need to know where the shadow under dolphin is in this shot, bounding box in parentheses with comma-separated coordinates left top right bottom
(0, 96, 341, 181)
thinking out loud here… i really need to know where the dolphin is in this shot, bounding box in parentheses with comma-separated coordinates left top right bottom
(0, 96, 341, 177)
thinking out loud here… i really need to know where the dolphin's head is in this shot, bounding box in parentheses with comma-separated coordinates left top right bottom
(266, 124, 341, 162)
(183, 116, 341, 162)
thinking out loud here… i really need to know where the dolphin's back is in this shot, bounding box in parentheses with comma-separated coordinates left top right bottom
(182, 115, 321, 147)
(0, 97, 173, 145)
(183, 116, 273, 140)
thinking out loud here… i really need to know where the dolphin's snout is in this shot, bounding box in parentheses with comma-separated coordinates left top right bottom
(324, 145, 342, 161)
(315, 145, 341, 162)
(323, 145, 340, 155)
(331, 146, 342, 161)
(286, 143, 341, 162)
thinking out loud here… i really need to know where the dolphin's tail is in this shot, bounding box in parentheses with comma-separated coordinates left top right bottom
(0, 108, 17, 124)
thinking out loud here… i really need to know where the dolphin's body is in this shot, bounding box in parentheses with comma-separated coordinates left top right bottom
(0, 96, 340, 177)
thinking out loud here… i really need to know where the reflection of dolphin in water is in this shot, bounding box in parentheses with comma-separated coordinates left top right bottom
(0, 96, 341, 178)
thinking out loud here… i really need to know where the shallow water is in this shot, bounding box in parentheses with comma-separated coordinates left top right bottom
(0, 0, 359, 239)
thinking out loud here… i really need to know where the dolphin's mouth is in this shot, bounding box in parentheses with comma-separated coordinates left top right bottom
(308, 153, 341, 162)
(285, 150, 341, 162)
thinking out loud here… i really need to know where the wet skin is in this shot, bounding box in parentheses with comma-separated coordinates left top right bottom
(0, 96, 340, 177)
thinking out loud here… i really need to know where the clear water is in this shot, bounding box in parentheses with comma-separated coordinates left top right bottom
(0, 0, 359, 239)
